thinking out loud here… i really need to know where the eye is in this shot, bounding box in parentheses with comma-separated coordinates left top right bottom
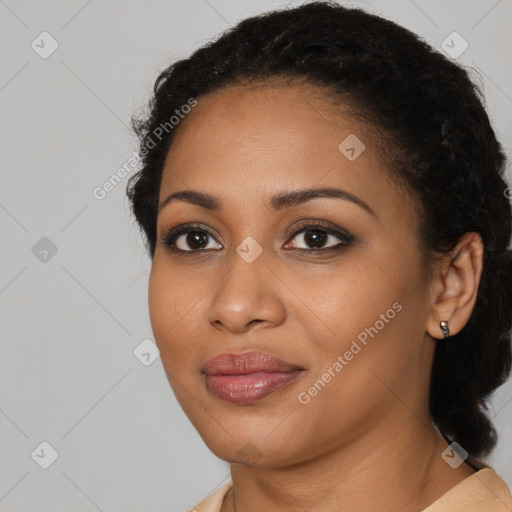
(284, 223, 353, 252)
(159, 221, 354, 254)
(160, 224, 222, 252)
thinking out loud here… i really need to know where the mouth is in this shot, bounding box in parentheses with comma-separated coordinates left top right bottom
(202, 351, 305, 405)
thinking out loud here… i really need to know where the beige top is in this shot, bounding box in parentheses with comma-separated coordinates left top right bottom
(190, 468, 512, 512)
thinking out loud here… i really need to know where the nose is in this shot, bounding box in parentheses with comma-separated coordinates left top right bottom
(206, 251, 286, 334)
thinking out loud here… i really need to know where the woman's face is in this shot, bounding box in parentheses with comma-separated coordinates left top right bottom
(149, 82, 436, 467)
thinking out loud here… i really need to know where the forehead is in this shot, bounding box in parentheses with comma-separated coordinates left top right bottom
(158, 81, 408, 218)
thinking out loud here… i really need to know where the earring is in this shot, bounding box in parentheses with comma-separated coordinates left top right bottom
(440, 320, 450, 339)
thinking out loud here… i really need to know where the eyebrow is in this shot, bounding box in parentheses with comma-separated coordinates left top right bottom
(158, 187, 375, 217)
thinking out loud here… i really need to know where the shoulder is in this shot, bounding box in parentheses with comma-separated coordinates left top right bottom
(189, 480, 233, 512)
(187, 470, 512, 511)
(422, 467, 512, 511)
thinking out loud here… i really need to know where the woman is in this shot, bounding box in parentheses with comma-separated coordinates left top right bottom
(126, 2, 512, 510)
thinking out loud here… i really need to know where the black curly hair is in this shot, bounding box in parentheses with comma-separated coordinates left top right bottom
(126, 1, 512, 459)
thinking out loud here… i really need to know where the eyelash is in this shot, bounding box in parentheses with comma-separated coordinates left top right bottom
(159, 221, 354, 255)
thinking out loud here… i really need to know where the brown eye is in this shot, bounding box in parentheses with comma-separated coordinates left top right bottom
(161, 225, 222, 252)
(182, 231, 209, 250)
(303, 229, 328, 249)
(173, 230, 222, 251)
(285, 225, 353, 252)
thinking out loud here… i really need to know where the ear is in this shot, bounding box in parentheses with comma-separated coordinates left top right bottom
(426, 232, 484, 340)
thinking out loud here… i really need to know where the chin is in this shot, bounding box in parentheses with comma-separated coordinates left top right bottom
(194, 424, 308, 468)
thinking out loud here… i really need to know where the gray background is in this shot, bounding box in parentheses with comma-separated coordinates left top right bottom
(1, 0, 511, 511)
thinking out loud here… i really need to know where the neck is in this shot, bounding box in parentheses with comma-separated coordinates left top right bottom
(223, 417, 476, 512)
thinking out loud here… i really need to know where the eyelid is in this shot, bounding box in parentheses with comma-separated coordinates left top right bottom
(160, 223, 223, 251)
(284, 219, 353, 242)
(283, 221, 354, 252)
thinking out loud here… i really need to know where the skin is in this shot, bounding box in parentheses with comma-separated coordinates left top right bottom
(148, 81, 483, 512)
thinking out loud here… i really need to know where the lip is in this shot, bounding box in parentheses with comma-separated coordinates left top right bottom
(202, 351, 304, 375)
(202, 351, 305, 405)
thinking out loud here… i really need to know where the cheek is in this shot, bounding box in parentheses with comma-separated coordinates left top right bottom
(148, 264, 207, 415)
(290, 253, 403, 345)
(295, 246, 425, 388)
(148, 261, 198, 370)
(148, 263, 171, 344)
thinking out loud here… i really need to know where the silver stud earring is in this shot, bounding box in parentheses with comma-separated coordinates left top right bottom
(440, 320, 450, 339)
